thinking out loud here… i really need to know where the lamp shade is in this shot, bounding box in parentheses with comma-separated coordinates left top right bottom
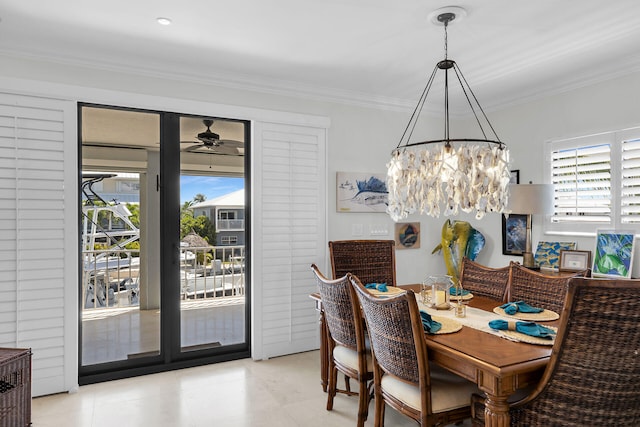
(507, 184, 554, 215)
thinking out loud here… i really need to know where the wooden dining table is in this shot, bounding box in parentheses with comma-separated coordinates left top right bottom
(310, 284, 558, 427)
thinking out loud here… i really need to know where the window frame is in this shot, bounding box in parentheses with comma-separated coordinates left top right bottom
(221, 235, 238, 245)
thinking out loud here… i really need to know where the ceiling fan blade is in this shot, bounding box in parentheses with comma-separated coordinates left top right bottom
(183, 144, 203, 152)
(209, 145, 241, 155)
(217, 139, 244, 148)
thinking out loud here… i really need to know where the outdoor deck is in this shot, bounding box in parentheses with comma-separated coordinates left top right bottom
(82, 298, 246, 365)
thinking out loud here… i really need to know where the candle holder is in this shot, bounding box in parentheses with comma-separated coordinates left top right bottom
(455, 282, 467, 317)
(428, 275, 452, 310)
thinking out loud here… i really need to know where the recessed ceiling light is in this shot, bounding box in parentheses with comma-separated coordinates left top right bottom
(156, 17, 172, 26)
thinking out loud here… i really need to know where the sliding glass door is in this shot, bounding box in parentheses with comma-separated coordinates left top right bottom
(178, 116, 248, 353)
(79, 105, 250, 383)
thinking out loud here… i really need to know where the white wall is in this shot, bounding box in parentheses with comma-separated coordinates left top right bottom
(486, 71, 640, 276)
(1, 55, 640, 394)
(3, 55, 639, 285)
(325, 70, 640, 284)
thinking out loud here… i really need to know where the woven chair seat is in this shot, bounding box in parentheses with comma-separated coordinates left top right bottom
(333, 345, 373, 373)
(475, 277, 640, 427)
(382, 365, 478, 413)
(351, 274, 476, 426)
(507, 262, 587, 314)
(311, 264, 373, 427)
(329, 240, 396, 287)
(459, 257, 510, 301)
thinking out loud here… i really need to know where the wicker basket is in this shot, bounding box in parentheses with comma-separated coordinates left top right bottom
(0, 348, 31, 427)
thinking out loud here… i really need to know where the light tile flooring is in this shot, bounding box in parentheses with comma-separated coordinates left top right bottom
(33, 350, 472, 427)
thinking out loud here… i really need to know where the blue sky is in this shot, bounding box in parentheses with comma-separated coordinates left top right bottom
(180, 176, 244, 204)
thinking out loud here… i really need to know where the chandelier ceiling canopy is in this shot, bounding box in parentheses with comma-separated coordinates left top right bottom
(386, 6, 511, 222)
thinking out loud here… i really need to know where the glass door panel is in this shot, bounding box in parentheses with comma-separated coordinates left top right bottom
(80, 106, 162, 366)
(178, 116, 247, 352)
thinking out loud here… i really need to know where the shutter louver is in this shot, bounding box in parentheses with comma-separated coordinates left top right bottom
(254, 122, 326, 359)
(551, 143, 611, 223)
(0, 93, 75, 396)
(621, 138, 640, 223)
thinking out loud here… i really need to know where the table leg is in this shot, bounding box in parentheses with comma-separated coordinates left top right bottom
(319, 309, 329, 392)
(484, 393, 510, 427)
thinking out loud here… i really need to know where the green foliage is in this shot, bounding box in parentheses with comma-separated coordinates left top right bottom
(180, 198, 216, 243)
(181, 214, 216, 243)
(126, 203, 140, 228)
(125, 241, 140, 250)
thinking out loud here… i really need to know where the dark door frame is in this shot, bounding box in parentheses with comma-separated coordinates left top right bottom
(78, 103, 251, 385)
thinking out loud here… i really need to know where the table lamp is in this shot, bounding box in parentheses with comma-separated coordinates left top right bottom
(507, 184, 554, 268)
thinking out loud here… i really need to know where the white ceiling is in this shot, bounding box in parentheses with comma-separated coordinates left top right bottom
(1, 0, 640, 112)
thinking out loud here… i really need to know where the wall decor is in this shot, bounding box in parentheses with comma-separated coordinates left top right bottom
(510, 170, 520, 184)
(502, 214, 527, 255)
(559, 250, 592, 272)
(534, 241, 576, 270)
(395, 222, 420, 249)
(433, 219, 485, 283)
(592, 230, 635, 278)
(336, 172, 388, 213)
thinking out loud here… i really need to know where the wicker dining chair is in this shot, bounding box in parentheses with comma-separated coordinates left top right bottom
(506, 261, 587, 314)
(350, 274, 478, 427)
(329, 240, 396, 287)
(458, 257, 510, 301)
(310, 264, 373, 427)
(475, 277, 640, 426)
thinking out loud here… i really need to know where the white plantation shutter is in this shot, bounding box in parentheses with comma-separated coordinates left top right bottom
(621, 138, 640, 224)
(545, 128, 640, 234)
(551, 143, 611, 223)
(252, 121, 326, 359)
(0, 92, 77, 396)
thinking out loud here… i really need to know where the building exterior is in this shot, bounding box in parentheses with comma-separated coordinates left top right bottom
(191, 189, 245, 247)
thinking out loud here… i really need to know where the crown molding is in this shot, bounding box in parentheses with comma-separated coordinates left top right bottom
(0, 48, 416, 113)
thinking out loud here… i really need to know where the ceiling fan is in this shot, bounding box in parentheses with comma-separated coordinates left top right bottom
(181, 119, 244, 156)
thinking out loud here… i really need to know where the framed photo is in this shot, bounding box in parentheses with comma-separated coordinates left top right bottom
(559, 250, 591, 272)
(534, 241, 576, 270)
(395, 222, 420, 249)
(336, 172, 388, 213)
(502, 214, 527, 255)
(510, 170, 520, 184)
(592, 229, 635, 278)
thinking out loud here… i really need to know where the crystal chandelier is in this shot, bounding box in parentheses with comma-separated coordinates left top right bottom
(386, 7, 511, 222)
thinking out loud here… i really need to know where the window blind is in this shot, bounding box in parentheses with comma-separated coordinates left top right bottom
(621, 138, 640, 223)
(550, 143, 611, 223)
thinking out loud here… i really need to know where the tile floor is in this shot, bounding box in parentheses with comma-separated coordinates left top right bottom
(32, 350, 473, 427)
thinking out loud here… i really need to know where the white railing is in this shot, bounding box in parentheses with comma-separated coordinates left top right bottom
(216, 219, 244, 230)
(180, 245, 245, 299)
(83, 248, 140, 309)
(82, 245, 245, 311)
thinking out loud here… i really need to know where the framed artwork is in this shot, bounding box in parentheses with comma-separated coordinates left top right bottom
(336, 172, 388, 213)
(534, 241, 576, 270)
(502, 214, 527, 255)
(559, 250, 592, 272)
(592, 230, 635, 278)
(395, 222, 420, 249)
(510, 170, 520, 184)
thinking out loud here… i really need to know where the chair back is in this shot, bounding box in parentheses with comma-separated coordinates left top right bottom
(350, 274, 427, 387)
(510, 277, 640, 426)
(458, 257, 509, 301)
(507, 262, 586, 314)
(310, 264, 364, 352)
(329, 240, 396, 287)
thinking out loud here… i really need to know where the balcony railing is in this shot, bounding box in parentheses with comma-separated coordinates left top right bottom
(82, 245, 245, 310)
(216, 219, 244, 230)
